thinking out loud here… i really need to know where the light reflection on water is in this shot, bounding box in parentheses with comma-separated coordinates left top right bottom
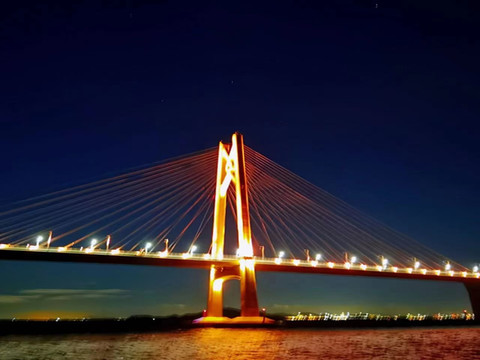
(0, 327, 479, 360)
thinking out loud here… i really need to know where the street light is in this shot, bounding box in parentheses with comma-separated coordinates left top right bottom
(445, 262, 451, 271)
(36, 236, 43, 247)
(279, 251, 285, 258)
(90, 238, 97, 250)
(474, 265, 479, 273)
(145, 242, 152, 253)
(414, 260, 421, 270)
(191, 245, 197, 255)
(351, 256, 357, 264)
(315, 254, 321, 261)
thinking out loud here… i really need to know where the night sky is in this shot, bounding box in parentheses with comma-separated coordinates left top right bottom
(1, 0, 479, 319)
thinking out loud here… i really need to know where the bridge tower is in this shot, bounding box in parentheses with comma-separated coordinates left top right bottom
(195, 132, 270, 324)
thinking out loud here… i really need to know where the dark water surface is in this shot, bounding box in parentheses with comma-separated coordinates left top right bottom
(1, 327, 479, 359)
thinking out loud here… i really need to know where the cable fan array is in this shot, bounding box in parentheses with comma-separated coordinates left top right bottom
(0, 143, 469, 273)
(0, 148, 218, 253)
(244, 146, 467, 271)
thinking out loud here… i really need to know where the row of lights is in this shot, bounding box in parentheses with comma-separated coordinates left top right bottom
(272, 251, 480, 277)
(4, 235, 480, 278)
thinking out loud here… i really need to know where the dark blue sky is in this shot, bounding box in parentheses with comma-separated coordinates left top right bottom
(0, 0, 479, 318)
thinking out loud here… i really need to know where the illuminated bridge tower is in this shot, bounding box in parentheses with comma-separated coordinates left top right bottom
(196, 132, 270, 324)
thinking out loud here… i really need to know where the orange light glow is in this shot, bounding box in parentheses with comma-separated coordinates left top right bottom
(158, 250, 168, 258)
(213, 279, 224, 292)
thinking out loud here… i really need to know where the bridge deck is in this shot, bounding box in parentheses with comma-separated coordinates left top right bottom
(1, 246, 478, 284)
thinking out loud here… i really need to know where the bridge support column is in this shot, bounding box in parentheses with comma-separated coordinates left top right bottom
(464, 282, 480, 318)
(196, 262, 267, 324)
(240, 259, 259, 317)
(206, 265, 240, 318)
(194, 133, 273, 325)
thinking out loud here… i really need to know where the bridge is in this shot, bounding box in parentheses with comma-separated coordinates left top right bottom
(1, 133, 479, 323)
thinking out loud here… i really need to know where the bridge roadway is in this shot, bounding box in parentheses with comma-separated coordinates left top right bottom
(0, 246, 478, 284)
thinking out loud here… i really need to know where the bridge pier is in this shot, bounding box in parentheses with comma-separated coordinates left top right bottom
(194, 261, 273, 325)
(464, 281, 480, 318)
(206, 265, 241, 317)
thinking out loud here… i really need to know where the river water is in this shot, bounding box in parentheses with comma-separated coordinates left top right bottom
(1, 327, 479, 359)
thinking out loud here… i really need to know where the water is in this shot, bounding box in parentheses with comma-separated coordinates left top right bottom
(1, 327, 479, 359)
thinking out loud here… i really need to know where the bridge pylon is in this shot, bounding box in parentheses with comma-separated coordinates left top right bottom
(195, 132, 272, 325)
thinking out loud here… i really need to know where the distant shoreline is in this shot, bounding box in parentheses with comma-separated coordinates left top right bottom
(1, 314, 478, 335)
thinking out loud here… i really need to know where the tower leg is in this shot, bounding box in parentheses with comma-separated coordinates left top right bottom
(464, 282, 480, 318)
(206, 266, 223, 317)
(240, 260, 259, 317)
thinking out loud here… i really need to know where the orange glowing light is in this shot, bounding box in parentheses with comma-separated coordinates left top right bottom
(158, 250, 168, 258)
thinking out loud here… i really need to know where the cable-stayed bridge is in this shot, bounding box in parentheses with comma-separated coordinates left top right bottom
(0, 133, 479, 323)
